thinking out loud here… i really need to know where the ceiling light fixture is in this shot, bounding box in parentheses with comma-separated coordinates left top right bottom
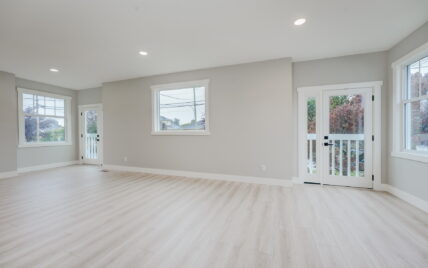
(139, 51, 148, 56)
(294, 18, 306, 26)
(49, 68, 59, 72)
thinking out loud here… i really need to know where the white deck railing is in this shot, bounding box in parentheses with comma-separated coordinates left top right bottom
(307, 134, 317, 174)
(307, 134, 365, 176)
(86, 134, 98, 159)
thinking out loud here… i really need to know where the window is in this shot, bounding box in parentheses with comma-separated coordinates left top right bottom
(405, 57, 428, 152)
(18, 88, 72, 147)
(151, 80, 209, 135)
(392, 42, 428, 162)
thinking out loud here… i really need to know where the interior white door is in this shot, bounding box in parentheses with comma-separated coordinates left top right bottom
(322, 88, 373, 188)
(79, 105, 103, 165)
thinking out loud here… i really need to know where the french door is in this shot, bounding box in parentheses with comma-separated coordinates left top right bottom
(298, 84, 377, 188)
(322, 88, 373, 188)
(79, 105, 103, 165)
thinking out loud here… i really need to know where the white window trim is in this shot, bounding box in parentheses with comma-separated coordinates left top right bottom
(391, 41, 428, 163)
(17, 88, 72, 148)
(151, 79, 210, 135)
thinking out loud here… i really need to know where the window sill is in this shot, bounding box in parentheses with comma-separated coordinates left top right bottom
(18, 142, 72, 148)
(391, 151, 428, 163)
(151, 130, 211, 136)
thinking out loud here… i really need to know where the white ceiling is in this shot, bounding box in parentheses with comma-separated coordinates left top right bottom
(0, 0, 427, 89)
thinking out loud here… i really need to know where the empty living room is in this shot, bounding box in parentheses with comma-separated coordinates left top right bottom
(1, 0, 428, 267)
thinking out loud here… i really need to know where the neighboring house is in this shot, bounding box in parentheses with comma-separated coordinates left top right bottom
(160, 116, 205, 130)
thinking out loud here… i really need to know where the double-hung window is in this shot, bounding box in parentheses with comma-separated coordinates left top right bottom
(151, 79, 209, 135)
(18, 88, 72, 147)
(392, 43, 428, 162)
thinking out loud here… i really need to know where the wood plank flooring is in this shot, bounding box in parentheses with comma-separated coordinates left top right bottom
(0, 165, 427, 268)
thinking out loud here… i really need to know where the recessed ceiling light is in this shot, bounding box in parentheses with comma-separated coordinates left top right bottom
(139, 51, 148, 56)
(294, 18, 306, 26)
(49, 68, 59, 72)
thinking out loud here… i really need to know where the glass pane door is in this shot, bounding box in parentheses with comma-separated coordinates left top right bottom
(322, 88, 373, 188)
(307, 97, 317, 174)
(85, 110, 98, 160)
(299, 92, 322, 184)
(80, 106, 102, 165)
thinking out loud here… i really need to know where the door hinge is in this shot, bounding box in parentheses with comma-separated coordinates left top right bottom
(81, 156, 83, 160)
(372, 95, 375, 101)
(372, 175, 374, 181)
(81, 112, 83, 116)
(81, 133, 83, 138)
(372, 135, 374, 141)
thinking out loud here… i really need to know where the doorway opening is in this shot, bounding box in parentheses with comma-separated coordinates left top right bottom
(297, 82, 382, 189)
(79, 104, 103, 165)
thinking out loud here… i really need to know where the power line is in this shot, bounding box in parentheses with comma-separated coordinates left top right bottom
(160, 93, 194, 101)
(160, 102, 204, 109)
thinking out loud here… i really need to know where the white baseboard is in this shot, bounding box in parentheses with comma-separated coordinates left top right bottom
(17, 160, 80, 173)
(0, 170, 18, 179)
(381, 183, 428, 213)
(292, 177, 304, 184)
(103, 165, 293, 187)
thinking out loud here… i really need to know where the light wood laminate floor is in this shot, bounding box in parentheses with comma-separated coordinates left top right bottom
(0, 165, 427, 268)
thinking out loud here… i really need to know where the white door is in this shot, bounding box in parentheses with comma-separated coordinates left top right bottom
(298, 83, 377, 188)
(79, 105, 103, 165)
(322, 88, 373, 188)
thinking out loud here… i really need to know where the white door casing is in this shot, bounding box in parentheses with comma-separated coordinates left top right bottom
(297, 81, 382, 189)
(79, 104, 103, 165)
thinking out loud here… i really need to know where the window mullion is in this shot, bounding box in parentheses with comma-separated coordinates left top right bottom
(24, 113, 65, 119)
(36, 116, 40, 143)
(403, 94, 428, 103)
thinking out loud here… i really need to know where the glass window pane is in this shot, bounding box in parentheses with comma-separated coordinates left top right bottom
(23, 94, 35, 113)
(329, 94, 365, 177)
(38, 117, 65, 142)
(85, 110, 98, 134)
(24, 116, 37, 142)
(194, 87, 205, 101)
(37, 95, 46, 115)
(306, 98, 316, 174)
(405, 99, 428, 152)
(55, 99, 64, 116)
(307, 98, 316, 134)
(408, 60, 421, 99)
(45, 97, 55, 116)
(329, 95, 364, 134)
(85, 110, 98, 159)
(421, 56, 428, 96)
(158, 87, 206, 130)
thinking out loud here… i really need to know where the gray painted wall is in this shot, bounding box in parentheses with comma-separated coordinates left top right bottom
(16, 78, 79, 168)
(103, 58, 293, 180)
(0, 71, 18, 173)
(1, 21, 427, 202)
(78, 87, 102, 105)
(292, 51, 388, 182)
(387, 21, 428, 202)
